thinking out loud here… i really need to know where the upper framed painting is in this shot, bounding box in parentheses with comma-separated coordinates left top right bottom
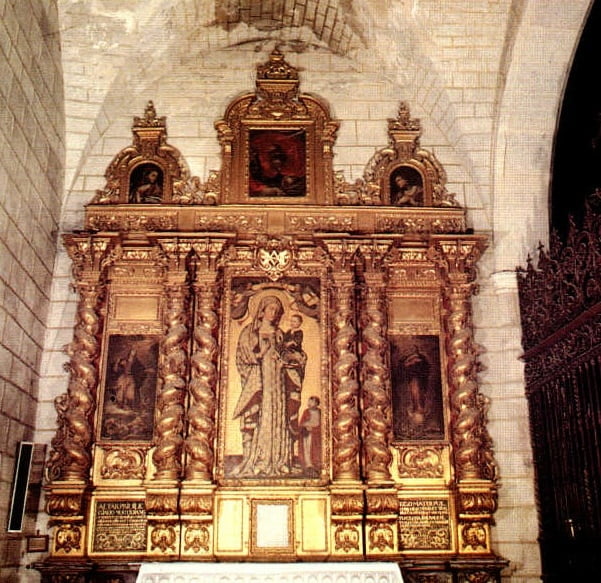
(215, 49, 339, 205)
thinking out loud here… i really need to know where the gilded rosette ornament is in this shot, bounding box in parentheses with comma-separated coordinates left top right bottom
(183, 522, 210, 553)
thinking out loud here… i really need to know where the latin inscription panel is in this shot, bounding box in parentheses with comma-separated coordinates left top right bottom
(92, 500, 147, 553)
(399, 499, 451, 550)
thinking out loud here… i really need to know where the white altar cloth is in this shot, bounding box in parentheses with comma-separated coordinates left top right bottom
(136, 562, 404, 583)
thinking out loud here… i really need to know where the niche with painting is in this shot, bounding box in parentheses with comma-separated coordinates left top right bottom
(390, 334, 445, 441)
(219, 276, 325, 482)
(390, 165, 424, 207)
(99, 334, 160, 442)
(129, 163, 164, 204)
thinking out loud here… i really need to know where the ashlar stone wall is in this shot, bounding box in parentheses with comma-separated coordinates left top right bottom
(0, 0, 64, 578)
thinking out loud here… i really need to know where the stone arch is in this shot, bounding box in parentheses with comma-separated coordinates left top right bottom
(491, 0, 592, 272)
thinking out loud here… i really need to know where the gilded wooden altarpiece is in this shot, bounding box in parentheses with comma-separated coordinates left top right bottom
(39, 50, 506, 583)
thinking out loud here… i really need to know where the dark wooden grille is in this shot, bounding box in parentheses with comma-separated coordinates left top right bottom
(518, 205, 601, 581)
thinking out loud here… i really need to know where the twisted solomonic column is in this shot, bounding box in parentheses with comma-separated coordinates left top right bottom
(153, 283, 189, 481)
(430, 238, 497, 481)
(185, 275, 220, 482)
(360, 272, 393, 483)
(330, 271, 361, 482)
(46, 237, 111, 484)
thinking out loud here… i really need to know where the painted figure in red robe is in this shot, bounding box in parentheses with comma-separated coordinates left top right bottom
(299, 395, 321, 477)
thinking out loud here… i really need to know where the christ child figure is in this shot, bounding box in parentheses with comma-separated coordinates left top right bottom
(283, 314, 304, 363)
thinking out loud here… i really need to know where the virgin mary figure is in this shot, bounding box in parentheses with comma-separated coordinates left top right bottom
(231, 295, 294, 477)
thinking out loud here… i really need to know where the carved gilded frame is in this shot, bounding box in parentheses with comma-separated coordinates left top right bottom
(215, 49, 339, 205)
(215, 238, 331, 487)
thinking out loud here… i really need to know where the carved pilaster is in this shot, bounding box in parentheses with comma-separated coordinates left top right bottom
(429, 238, 497, 483)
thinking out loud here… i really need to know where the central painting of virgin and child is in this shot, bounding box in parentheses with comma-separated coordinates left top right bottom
(222, 278, 323, 480)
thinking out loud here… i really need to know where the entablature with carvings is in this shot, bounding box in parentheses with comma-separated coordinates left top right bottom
(87, 49, 465, 239)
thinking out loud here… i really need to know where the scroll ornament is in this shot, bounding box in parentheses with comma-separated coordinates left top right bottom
(172, 173, 220, 205)
(334, 522, 361, 552)
(55, 524, 83, 554)
(368, 522, 395, 551)
(150, 523, 177, 553)
(184, 523, 210, 552)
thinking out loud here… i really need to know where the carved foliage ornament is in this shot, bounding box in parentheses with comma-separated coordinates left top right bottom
(398, 446, 445, 479)
(183, 523, 210, 552)
(517, 201, 601, 351)
(100, 447, 146, 480)
(334, 522, 361, 552)
(45, 494, 83, 517)
(400, 523, 450, 551)
(331, 494, 364, 515)
(150, 522, 177, 553)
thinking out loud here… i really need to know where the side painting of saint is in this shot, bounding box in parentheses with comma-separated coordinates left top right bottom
(225, 279, 321, 479)
(129, 163, 164, 203)
(100, 335, 159, 441)
(390, 166, 424, 206)
(390, 335, 444, 440)
(249, 130, 306, 197)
